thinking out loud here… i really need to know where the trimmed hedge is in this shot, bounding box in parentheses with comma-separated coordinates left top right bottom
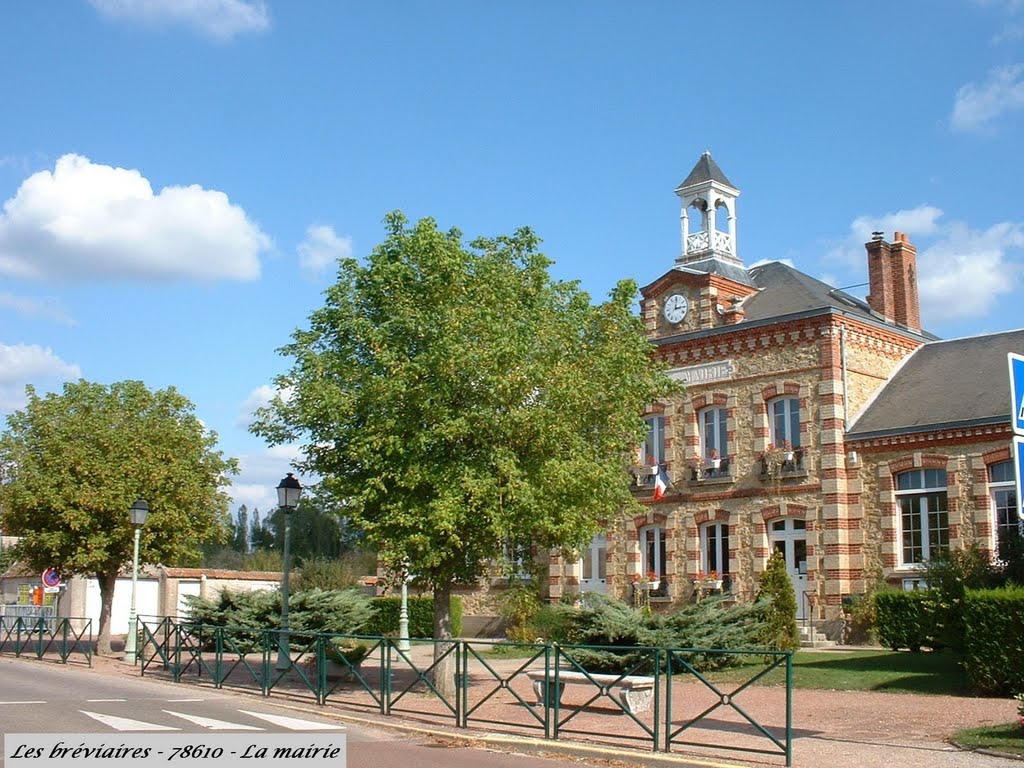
(962, 586, 1024, 695)
(874, 591, 937, 652)
(365, 595, 463, 639)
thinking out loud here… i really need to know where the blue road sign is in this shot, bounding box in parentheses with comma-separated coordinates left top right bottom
(1015, 436, 1024, 522)
(1011, 353, 1024, 435)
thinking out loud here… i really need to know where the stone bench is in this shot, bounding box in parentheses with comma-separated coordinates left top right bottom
(524, 668, 655, 714)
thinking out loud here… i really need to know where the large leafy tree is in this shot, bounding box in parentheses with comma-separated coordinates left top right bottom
(252, 212, 674, 692)
(0, 380, 236, 654)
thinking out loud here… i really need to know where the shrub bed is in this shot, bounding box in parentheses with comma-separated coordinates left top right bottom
(962, 586, 1024, 695)
(365, 595, 462, 638)
(874, 590, 938, 652)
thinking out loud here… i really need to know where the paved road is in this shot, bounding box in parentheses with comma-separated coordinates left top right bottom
(0, 658, 655, 768)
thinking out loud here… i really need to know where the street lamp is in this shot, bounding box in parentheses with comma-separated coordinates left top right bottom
(275, 473, 302, 670)
(124, 499, 149, 663)
(398, 559, 411, 652)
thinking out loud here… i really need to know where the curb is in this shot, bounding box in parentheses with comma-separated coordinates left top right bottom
(272, 702, 753, 768)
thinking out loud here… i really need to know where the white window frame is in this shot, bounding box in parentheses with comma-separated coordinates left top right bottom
(639, 525, 666, 579)
(501, 539, 533, 580)
(989, 460, 1021, 559)
(579, 534, 607, 592)
(699, 522, 730, 575)
(641, 415, 665, 466)
(699, 407, 728, 460)
(768, 397, 801, 449)
(895, 468, 948, 566)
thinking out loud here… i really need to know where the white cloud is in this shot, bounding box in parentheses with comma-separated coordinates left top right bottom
(848, 206, 944, 242)
(822, 205, 1024, 324)
(0, 343, 81, 411)
(236, 383, 294, 429)
(230, 443, 306, 513)
(90, 0, 270, 41)
(0, 292, 76, 326)
(0, 154, 269, 283)
(916, 221, 1024, 321)
(297, 224, 353, 279)
(951, 64, 1024, 133)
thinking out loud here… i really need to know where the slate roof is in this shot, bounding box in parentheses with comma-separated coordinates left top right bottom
(675, 256, 755, 287)
(652, 259, 936, 346)
(744, 261, 879, 322)
(846, 328, 1024, 439)
(676, 151, 737, 191)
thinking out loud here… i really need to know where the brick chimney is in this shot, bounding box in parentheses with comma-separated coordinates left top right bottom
(865, 231, 921, 331)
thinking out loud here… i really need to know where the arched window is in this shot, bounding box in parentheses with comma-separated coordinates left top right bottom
(699, 522, 730, 575)
(699, 407, 728, 460)
(989, 460, 1021, 560)
(896, 468, 948, 565)
(641, 415, 665, 466)
(769, 397, 800, 448)
(640, 525, 666, 579)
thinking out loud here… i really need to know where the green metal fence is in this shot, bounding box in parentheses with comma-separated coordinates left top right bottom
(0, 615, 93, 666)
(137, 618, 792, 766)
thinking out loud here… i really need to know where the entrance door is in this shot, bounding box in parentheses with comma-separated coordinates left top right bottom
(579, 534, 607, 594)
(769, 518, 808, 620)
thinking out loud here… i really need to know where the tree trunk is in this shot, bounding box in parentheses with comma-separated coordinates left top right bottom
(431, 581, 455, 700)
(94, 569, 118, 656)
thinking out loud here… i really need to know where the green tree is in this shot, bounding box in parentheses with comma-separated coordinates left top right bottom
(232, 505, 250, 553)
(252, 212, 674, 694)
(0, 380, 236, 655)
(755, 550, 800, 651)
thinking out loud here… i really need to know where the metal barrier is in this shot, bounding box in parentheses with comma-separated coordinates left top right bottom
(137, 618, 793, 766)
(0, 615, 93, 666)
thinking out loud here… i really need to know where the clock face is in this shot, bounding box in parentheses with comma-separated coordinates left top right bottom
(663, 293, 689, 324)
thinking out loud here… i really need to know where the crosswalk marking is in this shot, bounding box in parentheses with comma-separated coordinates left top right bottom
(80, 710, 179, 731)
(238, 710, 345, 731)
(162, 710, 264, 730)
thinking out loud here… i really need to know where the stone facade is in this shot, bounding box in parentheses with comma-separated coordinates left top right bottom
(539, 156, 1021, 637)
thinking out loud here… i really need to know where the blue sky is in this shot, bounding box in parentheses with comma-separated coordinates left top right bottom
(2, 1, 1023, 516)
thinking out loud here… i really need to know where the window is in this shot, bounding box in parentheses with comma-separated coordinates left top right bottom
(700, 523, 730, 575)
(699, 407, 728, 459)
(769, 397, 800, 448)
(896, 468, 948, 565)
(640, 525, 666, 579)
(989, 460, 1021, 561)
(501, 539, 533, 580)
(579, 534, 607, 592)
(641, 415, 665, 465)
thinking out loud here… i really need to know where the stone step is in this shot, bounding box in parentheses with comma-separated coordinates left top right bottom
(798, 624, 836, 648)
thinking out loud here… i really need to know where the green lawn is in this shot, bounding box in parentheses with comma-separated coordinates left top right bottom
(953, 724, 1024, 757)
(707, 648, 967, 695)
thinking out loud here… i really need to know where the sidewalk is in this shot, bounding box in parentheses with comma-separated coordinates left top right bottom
(82, 647, 1024, 768)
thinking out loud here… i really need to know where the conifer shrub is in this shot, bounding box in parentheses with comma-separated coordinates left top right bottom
(183, 587, 374, 651)
(538, 591, 767, 673)
(755, 550, 799, 651)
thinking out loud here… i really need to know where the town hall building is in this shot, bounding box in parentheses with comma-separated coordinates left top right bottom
(541, 153, 1023, 637)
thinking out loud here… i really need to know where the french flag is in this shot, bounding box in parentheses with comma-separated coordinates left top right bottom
(652, 464, 669, 501)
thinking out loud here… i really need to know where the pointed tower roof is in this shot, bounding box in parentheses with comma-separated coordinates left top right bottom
(676, 151, 737, 192)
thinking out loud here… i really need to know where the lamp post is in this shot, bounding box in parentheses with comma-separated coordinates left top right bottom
(275, 473, 302, 670)
(398, 559, 411, 652)
(124, 499, 149, 663)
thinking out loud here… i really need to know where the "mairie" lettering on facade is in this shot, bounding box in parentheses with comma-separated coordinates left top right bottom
(667, 360, 735, 385)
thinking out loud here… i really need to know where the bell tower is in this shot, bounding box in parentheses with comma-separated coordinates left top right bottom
(675, 151, 742, 268)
